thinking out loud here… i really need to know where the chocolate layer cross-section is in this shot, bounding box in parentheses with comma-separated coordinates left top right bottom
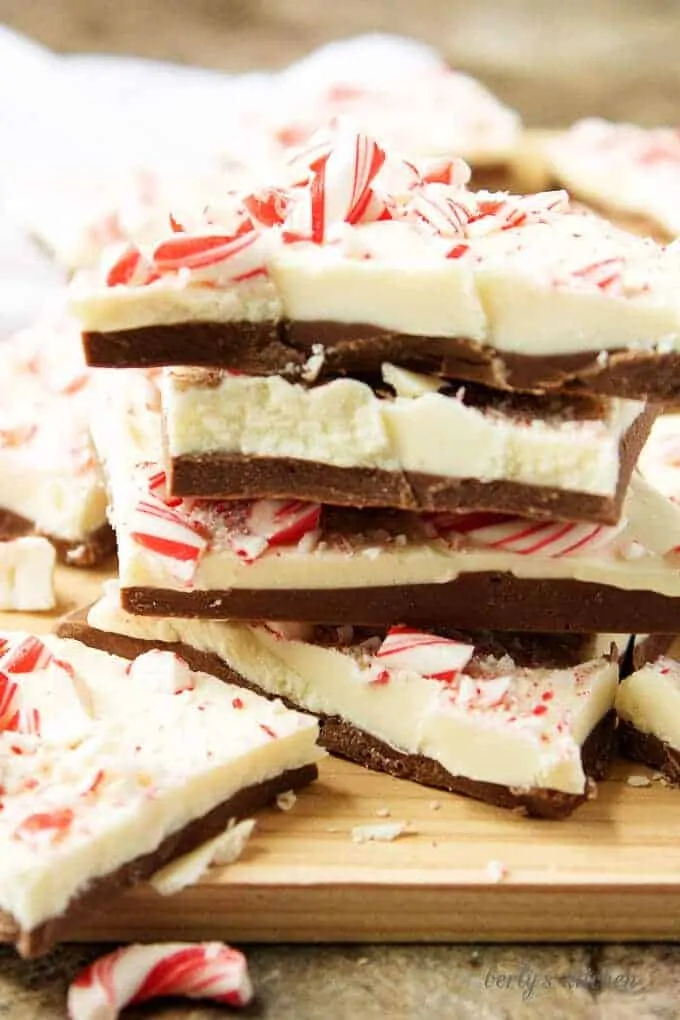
(0, 630, 321, 957)
(617, 657, 680, 786)
(71, 128, 680, 400)
(163, 365, 654, 522)
(0, 317, 113, 567)
(114, 454, 680, 630)
(57, 588, 620, 819)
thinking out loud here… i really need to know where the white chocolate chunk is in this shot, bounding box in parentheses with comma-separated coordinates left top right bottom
(0, 538, 55, 611)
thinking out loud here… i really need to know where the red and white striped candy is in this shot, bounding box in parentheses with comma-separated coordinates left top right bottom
(67, 942, 253, 1019)
(129, 497, 208, 583)
(242, 186, 291, 227)
(419, 156, 471, 187)
(374, 625, 474, 682)
(310, 132, 386, 242)
(467, 190, 568, 234)
(408, 185, 473, 237)
(0, 635, 54, 674)
(127, 650, 194, 694)
(0, 671, 19, 731)
(145, 467, 182, 508)
(105, 244, 159, 288)
(152, 230, 268, 283)
(246, 499, 322, 549)
(432, 511, 618, 557)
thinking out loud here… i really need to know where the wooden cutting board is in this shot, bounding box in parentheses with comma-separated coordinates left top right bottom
(1, 562, 680, 945)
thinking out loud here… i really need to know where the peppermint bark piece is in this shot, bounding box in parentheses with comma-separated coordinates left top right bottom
(57, 593, 619, 819)
(547, 119, 680, 242)
(0, 631, 321, 957)
(617, 657, 680, 785)
(113, 465, 680, 632)
(71, 128, 680, 400)
(0, 318, 113, 566)
(163, 364, 654, 522)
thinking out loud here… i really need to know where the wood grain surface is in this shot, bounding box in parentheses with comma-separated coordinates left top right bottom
(2, 562, 680, 946)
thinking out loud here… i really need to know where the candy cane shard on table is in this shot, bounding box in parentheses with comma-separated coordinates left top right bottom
(617, 657, 680, 786)
(56, 585, 623, 819)
(160, 362, 655, 522)
(67, 941, 253, 1019)
(546, 119, 680, 242)
(0, 631, 322, 957)
(0, 538, 56, 611)
(70, 124, 680, 400)
(0, 316, 113, 566)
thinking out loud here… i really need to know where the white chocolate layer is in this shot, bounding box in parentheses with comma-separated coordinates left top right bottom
(0, 633, 321, 932)
(164, 365, 644, 498)
(0, 538, 56, 611)
(616, 657, 680, 751)
(87, 587, 618, 796)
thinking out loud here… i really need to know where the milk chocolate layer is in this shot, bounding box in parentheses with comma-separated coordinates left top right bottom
(0, 508, 115, 568)
(120, 574, 680, 633)
(617, 719, 680, 786)
(83, 319, 680, 400)
(169, 401, 653, 523)
(11, 763, 318, 958)
(56, 608, 614, 821)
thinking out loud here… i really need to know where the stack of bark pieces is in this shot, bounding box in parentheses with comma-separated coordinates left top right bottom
(65, 126, 680, 819)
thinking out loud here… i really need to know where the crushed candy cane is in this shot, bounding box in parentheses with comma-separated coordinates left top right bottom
(67, 942, 253, 1018)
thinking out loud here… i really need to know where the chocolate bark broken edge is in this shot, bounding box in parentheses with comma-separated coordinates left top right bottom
(10, 764, 318, 959)
(56, 608, 616, 824)
(118, 575, 680, 633)
(0, 508, 115, 568)
(168, 401, 655, 523)
(617, 719, 680, 787)
(83, 319, 680, 401)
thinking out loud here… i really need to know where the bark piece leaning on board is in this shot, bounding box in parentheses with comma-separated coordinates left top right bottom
(57, 586, 620, 820)
(0, 630, 321, 958)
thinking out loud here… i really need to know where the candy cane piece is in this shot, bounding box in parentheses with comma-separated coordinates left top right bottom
(105, 244, 158, 288)
(433, 512, 618, 557)
(420, 156, 471, 187)
(67, 942, 253, 1019)
(145, 467, 182, 508)
(247, 499, 321, 548)
(0, 635, 54, 673)
(408, 186, 472, 237)
(374, 625, 474, 681)
(310, 132, 386, 242)
(152, 231, 268, 283)
(0, 671, 19, 731)
(129, 498, 208, 583)
(242, 186, 291, 227)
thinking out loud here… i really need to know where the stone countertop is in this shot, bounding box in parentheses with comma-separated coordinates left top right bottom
(1, 942, 677, 1018)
